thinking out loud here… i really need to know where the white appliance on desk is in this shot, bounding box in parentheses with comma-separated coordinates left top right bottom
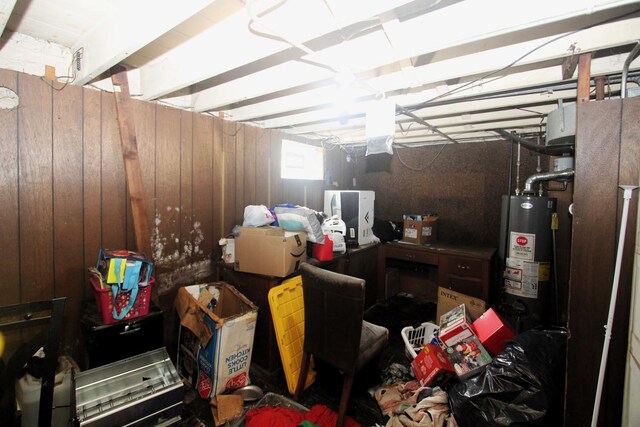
(324, 190, 375, 246)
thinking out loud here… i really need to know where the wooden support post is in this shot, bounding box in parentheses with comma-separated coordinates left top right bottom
(577, 53, 592, 104)
(595, 76, 606, 101)
(111, 67, 153, 259)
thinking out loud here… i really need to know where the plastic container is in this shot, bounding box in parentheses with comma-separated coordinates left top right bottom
(312, 234, 333, 261)
(90, 274, 153, 324)
(401, 322, 439, 359)
(15, 361, 73, 427)
(228, 392, 309, 427)
(268, 275, 316, 394)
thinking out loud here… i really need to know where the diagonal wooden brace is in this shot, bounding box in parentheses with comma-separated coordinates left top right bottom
(111, 66, 153, 260)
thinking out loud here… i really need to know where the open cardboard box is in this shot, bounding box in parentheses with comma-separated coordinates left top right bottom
(175, 282, 258, 399)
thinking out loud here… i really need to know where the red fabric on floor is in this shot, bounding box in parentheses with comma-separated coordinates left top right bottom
(245, 404, 361, 427)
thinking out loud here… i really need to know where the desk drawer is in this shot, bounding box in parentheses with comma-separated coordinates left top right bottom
(386, 245, 439, 265)
(446, 256, 483, 278)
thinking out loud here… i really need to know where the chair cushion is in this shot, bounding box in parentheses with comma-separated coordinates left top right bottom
(355, 320, 389, 372)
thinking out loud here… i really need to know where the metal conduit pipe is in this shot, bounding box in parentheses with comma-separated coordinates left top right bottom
(621, 41, 640, 99)
(523, 170, 575, 194)
(494, 129, 574, 155)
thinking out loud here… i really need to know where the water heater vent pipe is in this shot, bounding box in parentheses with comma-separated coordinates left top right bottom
(523, 170, 575, 195)
(621, 41, 640, 99)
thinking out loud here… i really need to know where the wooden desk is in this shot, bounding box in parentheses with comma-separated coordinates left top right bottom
(215, 243, 380, 370)
(377, 241, 496, 304)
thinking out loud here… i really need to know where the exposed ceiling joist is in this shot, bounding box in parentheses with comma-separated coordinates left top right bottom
(256, 52, 638, 134)
(222, 17, 640, 122)
(0, 0, 17, 36)
(2, 0, 640, 146)
(71, 0, 218, 85)
(138, 0, 418, 101)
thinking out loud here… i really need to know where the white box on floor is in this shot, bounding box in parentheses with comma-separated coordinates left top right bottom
(324, 190, 375, 246)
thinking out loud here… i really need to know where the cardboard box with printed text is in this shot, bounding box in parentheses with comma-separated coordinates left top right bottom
(436, 287, 486, 323)
(402, 214, 438, 245)
(175, 283, 258, 399)
(234, 226, 306, 277)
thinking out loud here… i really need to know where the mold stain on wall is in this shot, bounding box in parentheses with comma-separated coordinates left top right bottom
(151, 207, 213, 295)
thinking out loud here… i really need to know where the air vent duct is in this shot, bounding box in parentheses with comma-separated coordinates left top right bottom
(546, 100, 576, 145)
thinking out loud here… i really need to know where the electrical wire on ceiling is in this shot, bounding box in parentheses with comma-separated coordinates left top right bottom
(245, 2, 640, 149)
(403, 6, 640, 114)
(39, 48, 80, 91)
(243, 0, 463, 145)
(394, 141, 447, 171)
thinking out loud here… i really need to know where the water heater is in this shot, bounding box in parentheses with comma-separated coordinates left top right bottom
(498, 195, 557, 332)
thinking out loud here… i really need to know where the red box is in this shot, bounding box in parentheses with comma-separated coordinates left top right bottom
(438, 304, 474, 347)
(411, 343, 456, 387)
(90, 274, 153, 324)
(472, 308, 516, 355)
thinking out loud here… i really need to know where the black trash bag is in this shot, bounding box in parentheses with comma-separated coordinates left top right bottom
(372, 218, 404, 243)
(448, 328, 567, 427)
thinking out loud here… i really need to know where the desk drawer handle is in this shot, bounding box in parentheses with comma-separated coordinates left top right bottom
(457, 264, 470, 270)
(405, 254, 416, 260)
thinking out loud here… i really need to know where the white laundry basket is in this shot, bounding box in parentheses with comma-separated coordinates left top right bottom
(401, 322, 439, 359)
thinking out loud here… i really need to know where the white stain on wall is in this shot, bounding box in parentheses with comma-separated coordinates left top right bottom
(151, 208, 212, 295)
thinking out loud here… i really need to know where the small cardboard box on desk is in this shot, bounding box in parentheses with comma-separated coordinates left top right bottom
(402, 214, 438, 245)
(234, 226, 307, 277)
(175, 283, 258, 399)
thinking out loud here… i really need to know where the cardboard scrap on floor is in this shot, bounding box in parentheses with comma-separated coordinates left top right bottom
(211, 394, 244, 426)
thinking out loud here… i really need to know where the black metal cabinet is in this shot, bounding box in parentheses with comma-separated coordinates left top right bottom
(81, 303, 164, 369)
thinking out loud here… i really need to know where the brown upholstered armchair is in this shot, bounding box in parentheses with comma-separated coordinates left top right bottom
(294, 263, 389, 427)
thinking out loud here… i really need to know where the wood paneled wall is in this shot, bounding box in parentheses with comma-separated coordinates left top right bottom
(566, 97, 640, 427)
(0, 69, 324, 359)
(329, 141, 541, 247)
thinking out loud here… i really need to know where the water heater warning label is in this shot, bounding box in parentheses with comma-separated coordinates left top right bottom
(509, 232, 535, 261)
(505, 258, 539, 298)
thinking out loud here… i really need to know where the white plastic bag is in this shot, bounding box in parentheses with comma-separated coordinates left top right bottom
(242, 205, 275, 227)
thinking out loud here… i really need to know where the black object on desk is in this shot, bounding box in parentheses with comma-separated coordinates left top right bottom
(81, 302, 164, 369)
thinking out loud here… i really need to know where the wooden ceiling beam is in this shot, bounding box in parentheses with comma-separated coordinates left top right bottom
(0, 0, 17, 37)
(252, 52, 635, 131)
(210, 16, 640, 119)
(138, 0, 416, 101)
(72, 0, 218, 86)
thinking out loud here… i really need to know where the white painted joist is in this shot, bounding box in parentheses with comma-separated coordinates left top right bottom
(0, 31, 71, 77)
(139, 0, 418, 100)
(255, 53, 639, 131)
(192, 30, 395, 112)
(72, 0, 219, 85)
(272, 86, 584, 136)
(284, 99, 561, 139)
(0, 0, 17, 36)
(193, 0, 638, 113)
(379, 0, 640, 60)
(336, 118, 547, 144)
(217, 16, 640, 120)
(283, 87, 583, 136)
